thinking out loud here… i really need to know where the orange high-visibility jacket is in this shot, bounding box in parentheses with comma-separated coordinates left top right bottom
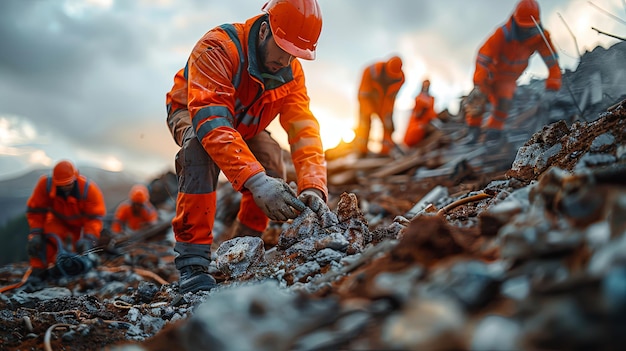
(358, 61, 405, 118)
(403, 92, 437, 147)
(26, 174, 106, 238)
(474, 17, 561, 92)
(111, 200, 158, 233)
(166, 14, 327, 197)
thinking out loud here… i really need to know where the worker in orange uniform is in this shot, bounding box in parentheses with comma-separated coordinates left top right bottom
(25, 160, 106, 281)
(165, 0, 332, 293)
(355, 55, 405, 157)
(111, 184, 158, 235)
(403, 79, 438, 148)
(464, 0, 561, 145)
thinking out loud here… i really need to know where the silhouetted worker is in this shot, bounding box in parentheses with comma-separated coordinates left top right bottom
(355, 55, 405, 157)
(403, 79, 438, 148)
(111, 184, 158, 235)
(464, 0, 561, 145)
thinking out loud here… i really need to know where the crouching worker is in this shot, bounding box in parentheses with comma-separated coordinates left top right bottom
(111, 184, 158, 235)
(165, 0, 331, 294)
(25, 160, 106, 283)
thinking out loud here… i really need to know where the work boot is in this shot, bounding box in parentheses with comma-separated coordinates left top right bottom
(466, 126, 481, 145)
(22, 268, 48, 292)
(484, 129, 503, 143)
(484, 129, 506, 151)
(178, 265, 217, 294)
(30, 267, 48, 280)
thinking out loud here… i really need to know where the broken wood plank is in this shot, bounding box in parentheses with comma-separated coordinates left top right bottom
(369, 130, 445, 178)
(328, 169, 358, 185)
(327, 155, 392, 174)
(414, 146, 487, 180)
(405, 185, 449, 219)
(369, 152, 424, 178)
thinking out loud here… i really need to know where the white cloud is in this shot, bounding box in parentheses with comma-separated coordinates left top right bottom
(0, 0, 623, 179)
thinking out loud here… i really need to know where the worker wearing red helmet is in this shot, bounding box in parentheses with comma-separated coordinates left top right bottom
(165, 0, 331, 293)
(464, 0, 562, 144)
(403, 79, 438, 148)
(111, 184, 158, 234)
(355, 55, 405, 157)
(25, 160, 106, 281)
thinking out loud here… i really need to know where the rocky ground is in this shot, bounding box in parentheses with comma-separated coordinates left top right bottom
(0, 43, 625, 351)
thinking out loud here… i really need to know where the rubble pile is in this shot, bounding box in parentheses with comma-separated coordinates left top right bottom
(0, 42, 625, 350)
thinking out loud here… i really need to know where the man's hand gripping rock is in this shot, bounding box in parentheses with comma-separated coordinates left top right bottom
(245, 172, 307, 221)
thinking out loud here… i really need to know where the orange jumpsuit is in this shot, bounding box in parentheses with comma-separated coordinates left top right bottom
(165, 15, 327, 267)
(355, 61, 405, 155)
(466, 17, 562, 131)
(403, 91, 437, 147)
(26, 174, 106, 269)
(111, 200, 158, 234)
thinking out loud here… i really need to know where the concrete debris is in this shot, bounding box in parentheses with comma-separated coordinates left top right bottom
(0, 42, 625, 351)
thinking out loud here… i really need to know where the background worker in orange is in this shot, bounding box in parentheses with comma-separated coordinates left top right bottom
(355, 55, 405, 157)
(165, 0, 331, 294)
(111, 184, 158, 234)
(403, 79, 438, 148)
(25, 160, 106, 280)
(464, 0, 562, 144)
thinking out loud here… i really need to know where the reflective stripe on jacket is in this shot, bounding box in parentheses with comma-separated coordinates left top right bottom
(26, 174, 106, 238)
(165, 14, 327, 197)
(473, 17, 562, 91)
(358, 61, 405, 116)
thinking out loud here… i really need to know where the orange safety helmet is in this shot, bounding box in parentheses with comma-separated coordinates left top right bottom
(386, 56, 403, 77)
(513, 0, 540, 28)
(52, 160, 77, 186)
(129, 184, 150, 204)
(262, 0, 322, 60)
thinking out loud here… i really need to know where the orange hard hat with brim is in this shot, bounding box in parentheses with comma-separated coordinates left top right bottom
(130, 184, 149, 204)
(52, 160, 77, 186)
(513, 0, 540, 28)
(387, 56, 403, 77)
(262, 0, 322, 60)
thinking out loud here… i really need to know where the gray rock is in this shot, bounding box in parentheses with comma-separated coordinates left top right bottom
(216, 236, 265, 278)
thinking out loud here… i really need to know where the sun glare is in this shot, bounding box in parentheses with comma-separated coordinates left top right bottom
(314, 110, 356, 150)
(101, 156, 124, 172)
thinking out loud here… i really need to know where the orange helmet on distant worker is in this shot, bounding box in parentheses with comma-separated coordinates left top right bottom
(262, 0, 322, 60)
(129, 184, 149, 204)
(386, 56, 403, 77)
(52, 160, 77, 186)
(513, 0, 540, 28)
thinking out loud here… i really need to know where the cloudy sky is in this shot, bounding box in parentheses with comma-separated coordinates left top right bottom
(0, 0, 624, 181)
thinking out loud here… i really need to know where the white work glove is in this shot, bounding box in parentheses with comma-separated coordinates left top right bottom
(299, 188, 339, 228)
(464, 86, 487, 116)
(297, 189, 330, 217)
(245, 172, 307, 221)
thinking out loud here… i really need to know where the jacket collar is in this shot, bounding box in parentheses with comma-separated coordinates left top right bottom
(504, 17, 541, 42)
(246, 15, 293, 89)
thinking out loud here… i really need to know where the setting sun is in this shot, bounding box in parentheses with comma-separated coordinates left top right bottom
(313, 109, 356, 151)
(267, 109, 357, 152)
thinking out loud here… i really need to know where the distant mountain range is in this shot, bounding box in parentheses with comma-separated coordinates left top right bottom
(0, 166, 143, 226)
